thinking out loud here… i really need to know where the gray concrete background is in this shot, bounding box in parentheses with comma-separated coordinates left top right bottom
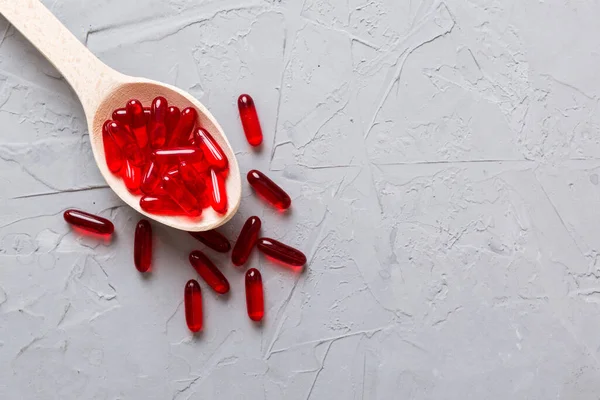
(1, 0, 600, 398)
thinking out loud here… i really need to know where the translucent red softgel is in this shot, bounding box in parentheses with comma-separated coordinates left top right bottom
(64, 209, 114, 236)
(140, 195, 184, 215)
(238, 94, 263, 146)
(102, 121, 123, 173)
(231, 216, 261, 267)
(134, 219, 153, 272)
(189, 250, 230, 294)
(149, 96, 168, 149)
(245, 268, 264, 321)
(184, 279, 203, 332)
(208, 168, 228, 214)
(103, 97, 230, 217)
(257, 237, 306, 268)
(247, 170, 291, 210)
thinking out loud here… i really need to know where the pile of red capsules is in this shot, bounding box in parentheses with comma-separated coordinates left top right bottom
(101, 96, 228, 216)
(63, 94, 306, 332)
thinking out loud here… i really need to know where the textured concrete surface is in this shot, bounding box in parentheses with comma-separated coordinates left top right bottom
(1, 0, 600, 398)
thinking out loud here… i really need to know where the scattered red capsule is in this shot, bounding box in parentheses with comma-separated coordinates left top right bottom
(112, 108, 129, 125)
(162, 172, 201, 217)
(140, 195, 184, 215)
(257, 237, 306, 267)
(208, 168, 227, 214)
(245, 268, 264, 321)
(168, 107, 197, 146)
(102, 121, 123, 173)
(184, 279, 203, 332)
(189, 230, 231, 253)
(232, 216, 261, 266)
(238, 94, 263, 146)
(152, 147, 204, 163)
(123, 159, 142, 194)
(194, 128, 228, 170)
(126, 99, 149, 148)
(64, 209, 114, 236)
(189, 251, 230, 294)
(149, 96, 168, 148)
(165, 106, 181, 139)
(134, 219, 152, 273)
(247, 170, 291, 210)
(140, 160, 163, 195)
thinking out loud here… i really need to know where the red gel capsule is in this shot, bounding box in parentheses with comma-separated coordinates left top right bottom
(106, 120, 136, 147)
(168, 107, 197, 146)
(257, 237, 306, 267)
(194, 128, 228, 170)
(189, 251, 230, 294)
(238, 94, 263, 146)
(123, 159, 142, 194)
(140, 195, 185, 215)
(143, 107, 151, 120)
(107, 121, 145, 166)
(179, 149, 208, 175)
(247, 170, 291, 210)
(208, 168, 227, 214)
(179, 160, 203, 182)
(134, 219, 152, 272)
(245, 268, 264, 321)
(64, 209, 114, 235)
(184, 279, 203, 332)
(112, 108, 129, 125)
(162, 173, 201, 217)
(126, 99, 149, 148)
(149, 96, 168, 148)
(153, 147, 204, 163)
(165, 106, 181, 139)
(179, 161, 208, 204)
(232, 216, 261, 266)
(102, 121, 123, 173)
(140, 160, 163, 195)
(189, 230, 231, 253)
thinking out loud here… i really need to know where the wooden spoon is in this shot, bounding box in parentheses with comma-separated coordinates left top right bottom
(0, 0, 241, 232)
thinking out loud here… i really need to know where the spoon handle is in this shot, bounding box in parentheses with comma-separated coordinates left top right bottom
(0, 0, 121, 113)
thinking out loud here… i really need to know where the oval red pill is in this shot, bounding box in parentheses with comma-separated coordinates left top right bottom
(245, 268, 264, 321)
(231, 216, 261, 267)
(189, 250, 230, 294)
(238, 94, 263, 146)
(134, 219, 152, 272)
(184, 279, 203, 332)
(64, 209, 114, 236)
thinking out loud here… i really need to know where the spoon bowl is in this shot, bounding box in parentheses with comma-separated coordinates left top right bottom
(93, 78, 241, 231)
(0, 0, 241, 231)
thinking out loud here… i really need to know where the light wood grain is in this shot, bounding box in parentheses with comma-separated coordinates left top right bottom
(0, 0, 241, 232)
